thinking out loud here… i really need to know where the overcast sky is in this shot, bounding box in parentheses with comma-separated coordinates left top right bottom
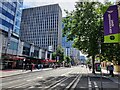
(23, 0, 116, 17)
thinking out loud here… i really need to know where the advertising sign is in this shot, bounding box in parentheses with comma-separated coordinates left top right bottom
(104, 5, 120, 43)
(48, 46, 53, 52)
(95, 63, 101, 72)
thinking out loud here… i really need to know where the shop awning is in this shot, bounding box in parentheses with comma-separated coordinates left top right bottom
(9, 56, 25, 60)
(41, 59, 56, 63)
(48, 59, 56, 63)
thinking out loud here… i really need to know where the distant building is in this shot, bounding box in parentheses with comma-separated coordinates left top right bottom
(62, 36, 73, 56)
(62, 18, 80, 64)
(20, 4, 62, 52)
(17, 40, 46, 59)
(80, 56, 86, 64)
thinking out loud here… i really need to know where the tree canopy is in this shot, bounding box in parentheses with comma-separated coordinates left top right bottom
(52, 45, 64, 63)
(62, 1, 116, 73)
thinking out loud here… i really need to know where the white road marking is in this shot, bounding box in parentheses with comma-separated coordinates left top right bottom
(44, 77, 57, 83)
(45, 77, 68, 89)
(71, 75, 82, 89)
(88, 77, 92, 90)
(65, 75, 80, 89)
(7, 77, 43, 88)
(93, 81, 99, 90)
(2, 79, 23, 85)
(37, 76, 43, 79)
(61, 71, 72, 76)
(50, 77, 68, 89)
(29, 86, 35, 88)
(26, 77, 43, 81)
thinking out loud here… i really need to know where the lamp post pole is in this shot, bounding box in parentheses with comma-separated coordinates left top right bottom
(98, 37, 103, 90)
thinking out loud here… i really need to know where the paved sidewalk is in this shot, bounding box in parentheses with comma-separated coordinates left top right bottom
(102, 69, 120, 84)
(102, 69, 120, 75)
(0, 68, 53, 78)
(87, 68, 120, 84)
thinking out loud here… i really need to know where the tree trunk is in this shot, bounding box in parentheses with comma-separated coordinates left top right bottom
(92, 55, 95, 74)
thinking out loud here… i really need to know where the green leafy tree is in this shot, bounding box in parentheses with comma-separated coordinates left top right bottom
(102, 43, 120, 65)
(86, 58, 91, 64)
(52, 52, 56, 60)
(65, 56, 72, 64)
(62, 1, 113, 73)
(56, 45, 65, 63)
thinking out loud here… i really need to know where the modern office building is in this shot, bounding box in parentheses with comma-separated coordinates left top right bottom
(62, 36, 73, 56)
(62, 36, 80, 65)
(0, 1, 23, 58)
(62, 20, 80, 65)
(80, 56, 86, 64)
(62, 35, 80, 58)
(62, 37, 80, 58)
(0, 1, 23, 69)
(20, 4, 62, 52)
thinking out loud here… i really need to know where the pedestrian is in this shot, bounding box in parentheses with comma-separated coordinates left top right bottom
(38, 64, 40, 69)
(35, 64, 38, 69)
(86, 64, 87, 68)
(88, 64, 92, 71)
(106, 65, 109, 74)
(109, 63, 114, 77)
(41, 64, 43, 69)
(29, 63, 33, 71)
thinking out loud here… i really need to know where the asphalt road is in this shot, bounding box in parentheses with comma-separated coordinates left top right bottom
(1, 65, 120, 90)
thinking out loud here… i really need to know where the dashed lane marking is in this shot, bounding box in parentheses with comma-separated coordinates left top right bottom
(50, 77, 68, 89)
(61, 71, 72, 76)
(65, 75, 80, 90)
(26, 77, 43, 81)
(70, 75, 82, 89)
(88, 77, 92, 90)
(93, 81, 99, 90)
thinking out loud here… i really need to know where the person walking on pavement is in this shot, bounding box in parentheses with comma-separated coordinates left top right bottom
(38, 64, 40, 69)
(88, 64, 92, 71)
(29, 63, 33, 72)
(109, 63, 114, 77)
(106, 64, 109, 74)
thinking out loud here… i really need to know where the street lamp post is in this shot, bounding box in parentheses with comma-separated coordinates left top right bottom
(23, 58, 26, 71)
(98, 37, 103, 90)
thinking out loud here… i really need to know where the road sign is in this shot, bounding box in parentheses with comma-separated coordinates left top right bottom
(104, 5, 120, 43)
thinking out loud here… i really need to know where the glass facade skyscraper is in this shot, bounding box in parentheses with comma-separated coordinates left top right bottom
(62, 20, 80, 60)
(0, 1, 23, 35)
(0, 0, 23, 57)
(20, 4, 62, 52)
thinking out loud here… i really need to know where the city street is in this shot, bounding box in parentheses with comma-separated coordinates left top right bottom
(1, 65, 120, 90)
(1, 1, 120, 90)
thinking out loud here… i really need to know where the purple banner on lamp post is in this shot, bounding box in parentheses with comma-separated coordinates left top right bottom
(104, 5, 120, 36)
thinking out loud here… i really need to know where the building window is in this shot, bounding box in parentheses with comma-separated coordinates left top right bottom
(9, 41, 18, 50)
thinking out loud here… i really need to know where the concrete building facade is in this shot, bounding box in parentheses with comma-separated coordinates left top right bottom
(20, 4, 62, 52)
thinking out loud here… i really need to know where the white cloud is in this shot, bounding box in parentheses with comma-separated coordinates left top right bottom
(23, 0, 78, 17)
(23, 0, 116, 17)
